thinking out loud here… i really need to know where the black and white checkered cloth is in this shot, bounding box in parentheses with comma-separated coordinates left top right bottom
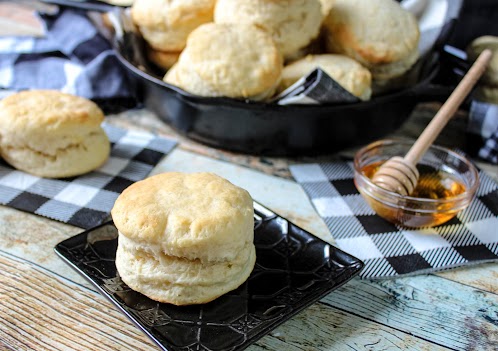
(274, 69, 360, 105)
(290, 162, 498, 279)
(0, 124, 176, 229)
(480, 129, 498, 164)
(469, 101, 498, 164)
(0, 8, 134, 105)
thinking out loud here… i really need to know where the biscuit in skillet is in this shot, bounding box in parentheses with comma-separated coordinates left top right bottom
(467, 36, 498, 103)
(214, 0, 323, 60)
(131, 0, 216, 52)
(279, 54, 372, 100)
(323, 0, 420, 81)
(164, 22, 283, 101)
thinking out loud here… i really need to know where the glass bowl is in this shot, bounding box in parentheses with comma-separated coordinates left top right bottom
(353, 139, 480, 228)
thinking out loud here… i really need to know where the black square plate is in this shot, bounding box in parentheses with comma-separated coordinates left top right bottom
(55, 202, 364, 351)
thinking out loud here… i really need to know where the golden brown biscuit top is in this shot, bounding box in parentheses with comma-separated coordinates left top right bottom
(0, 90, 104, 132)
(111, 172, 254, 245)
(214, 0, 323, 57)
(131, 0, 215, 30)
(178, 23, 283, 98)
(324, 0, 419, 65)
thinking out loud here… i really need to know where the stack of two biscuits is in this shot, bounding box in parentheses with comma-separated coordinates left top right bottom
(112, 172, 256, 305)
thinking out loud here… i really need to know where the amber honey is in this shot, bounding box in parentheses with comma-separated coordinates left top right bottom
(360, 161, 468, 227)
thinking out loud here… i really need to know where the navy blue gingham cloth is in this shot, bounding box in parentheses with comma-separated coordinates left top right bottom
(0, 124, 176, 229)
(290, 162, 498, 279)
(0, 8, 134, 103)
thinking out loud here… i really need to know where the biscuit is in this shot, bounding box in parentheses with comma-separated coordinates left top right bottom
(323, 0, 420, 80)
(131, 0, 215, 52)
(466, 36, 498, 87)
(164, 63, 221, 97)
(111, 172, 256, 305)
(279, 54, 372, 100)
(115, 235, 256, 305)
(0, 90, 110, 178)
(474, 85, 498, 104)
(319, 0, 335, 17)
(371, 58, 422, 95)
(284, 36, 325, 64)
(164, 23, 283, 100)
(146, 45, 181, 70)
(368, 47, 420, 81)
(214, 0, 323, 59)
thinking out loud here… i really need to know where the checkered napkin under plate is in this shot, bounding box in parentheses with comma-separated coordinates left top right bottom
(0, 124, 176, 229)
(290, 162, 498, 279)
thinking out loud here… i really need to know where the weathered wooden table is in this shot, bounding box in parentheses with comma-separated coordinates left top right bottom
(1, 103, 497, 351)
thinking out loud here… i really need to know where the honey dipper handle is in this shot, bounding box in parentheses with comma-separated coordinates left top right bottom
(404, 49, 493, 165)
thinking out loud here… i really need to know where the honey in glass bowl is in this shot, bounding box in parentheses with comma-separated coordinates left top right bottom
(353, 140, 479, 228)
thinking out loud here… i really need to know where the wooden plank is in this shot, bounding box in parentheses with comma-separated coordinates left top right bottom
(0, 251, 157, 351)
(251, 303, 449, 351)
(0, 340, 17, 351)
(322, 276, 498, 351)
(0, 206, 90, 287)
(0, 251, 448, 351)
(436, 262, 498, 294)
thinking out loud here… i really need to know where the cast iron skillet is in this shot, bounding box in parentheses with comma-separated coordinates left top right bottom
(111, 0, 465, 156)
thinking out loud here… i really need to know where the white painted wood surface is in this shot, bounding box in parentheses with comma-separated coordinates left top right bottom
(0, 145, 497, 351)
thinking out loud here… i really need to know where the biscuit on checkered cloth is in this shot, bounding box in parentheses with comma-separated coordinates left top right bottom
(0, 90, 110, 178)
(0, 124, 176, 229)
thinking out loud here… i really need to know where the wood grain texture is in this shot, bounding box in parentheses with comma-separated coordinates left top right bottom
(0, 251, 157, 351)
(437, 262, 498, 294)
(251, 303, 448, 351)
(0, 251, 449, 351)
(0, 249, 450, 351)
(323, 276, 498, 351)
(0, 206, 91, 287)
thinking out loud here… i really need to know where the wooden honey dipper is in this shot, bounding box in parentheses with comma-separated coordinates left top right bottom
(372, 49, 493, 196)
